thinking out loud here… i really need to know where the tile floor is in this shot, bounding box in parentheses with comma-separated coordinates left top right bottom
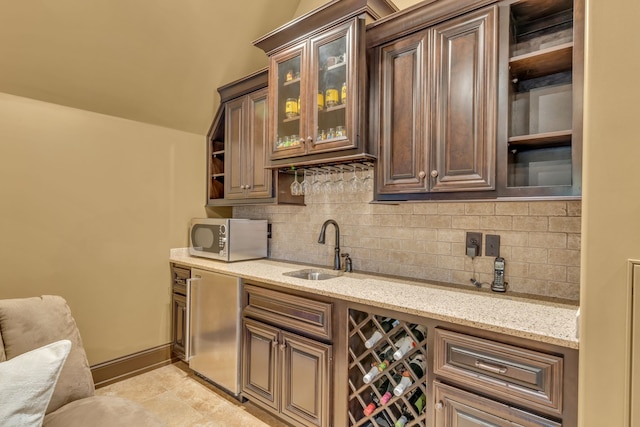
(95, 362, 290, 427)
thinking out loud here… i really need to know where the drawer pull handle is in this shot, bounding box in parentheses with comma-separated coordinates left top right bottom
(474, 360, 508, 374)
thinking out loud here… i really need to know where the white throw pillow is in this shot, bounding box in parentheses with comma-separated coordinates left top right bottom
(0, 340, 71, 427)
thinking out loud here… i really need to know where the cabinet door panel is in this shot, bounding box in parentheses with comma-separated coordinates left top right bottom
(377, 31, 430, 194)
(225, 97, 247, 199)
(171, 293, 187, 360)
(308, 18, 359, 154)
(431, 6, 497, 192)
(242, 319, 279, 411)
(246, 88, 272, 198)
(281, 331, 332, 427)
(434, 382, 561, 427)
(270, 43, 307, 160)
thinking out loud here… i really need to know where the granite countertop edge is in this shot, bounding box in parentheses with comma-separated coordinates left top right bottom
(170, 248, 579, 350)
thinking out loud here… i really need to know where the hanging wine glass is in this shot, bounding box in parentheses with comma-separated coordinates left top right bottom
(362, 166, 374, 192)
(311, 169, 322, 195)
(290, 169, 301, 196)
(300, 169, 310, 195)
(334, 169, 345, 193)
(348, 165, 361, 193)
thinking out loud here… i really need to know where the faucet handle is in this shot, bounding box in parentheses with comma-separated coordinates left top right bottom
(341, 253, 353, 272)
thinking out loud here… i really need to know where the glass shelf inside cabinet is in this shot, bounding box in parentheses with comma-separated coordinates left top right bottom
(348, 309, 428, 427)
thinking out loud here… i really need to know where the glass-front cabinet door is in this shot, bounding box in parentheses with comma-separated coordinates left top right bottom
(270, 18, 360, 161)
(308, 21, 354, 155)
(271, 43, 307, 159)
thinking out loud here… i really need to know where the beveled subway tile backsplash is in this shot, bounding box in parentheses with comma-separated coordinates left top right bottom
(234, 192, 581, 301)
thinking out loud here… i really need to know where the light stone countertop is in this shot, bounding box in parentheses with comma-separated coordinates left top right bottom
(170, 248, 579, 349)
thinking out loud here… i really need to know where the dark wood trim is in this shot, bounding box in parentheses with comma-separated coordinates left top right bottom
(366, 0, 497, 48)
(217, 68, 268, 104)
(253, 0, 398, 55)
(91, 343, 174, 389)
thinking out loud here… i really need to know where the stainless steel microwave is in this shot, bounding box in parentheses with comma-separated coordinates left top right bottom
(189, 218, 268, 262)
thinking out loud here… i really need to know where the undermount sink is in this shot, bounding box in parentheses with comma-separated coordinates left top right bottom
(283, 269, 341, 281)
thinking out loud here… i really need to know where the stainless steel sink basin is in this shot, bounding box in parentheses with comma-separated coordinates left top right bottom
(283, 269, 341, 281)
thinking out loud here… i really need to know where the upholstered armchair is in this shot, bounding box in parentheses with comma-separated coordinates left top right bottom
(0, 295, 166, 426)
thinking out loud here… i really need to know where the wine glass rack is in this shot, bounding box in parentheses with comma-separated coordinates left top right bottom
(348, 309, 428, 427)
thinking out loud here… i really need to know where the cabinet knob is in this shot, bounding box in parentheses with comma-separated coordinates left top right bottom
(307, 136, 313, 143)
(430, 170, 439, 178)
(418, 171, 426, 180)
(435, 401, 444, 411)
(272, 339, 278, 348)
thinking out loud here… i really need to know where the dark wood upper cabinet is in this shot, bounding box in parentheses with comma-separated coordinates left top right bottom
(431, 8, 497, 193)
(368, 0, 582, 201)
(206, 70, 303, 206)
(375, 30, 430, 194)
(253, 0, 398, 169)
(371, 3, 497, 200)
(225, 88, 272, 200)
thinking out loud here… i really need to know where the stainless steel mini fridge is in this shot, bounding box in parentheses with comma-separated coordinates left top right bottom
(188, 268, 241, 396)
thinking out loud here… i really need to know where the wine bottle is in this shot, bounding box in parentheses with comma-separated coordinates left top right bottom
(364, 317, 400, 349)
(364, 417, 392, 427)
(363, 383, 386, 416)
(393, 354, 426, 396)
(363, 346, 394, 384)
(394, 390, 426, 427)
(392, 325, 426, 360)
(380, 372, 402, 405)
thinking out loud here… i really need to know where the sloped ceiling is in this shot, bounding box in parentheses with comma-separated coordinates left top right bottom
(0, 0, 418, 135)
(0, 0, 301, 135)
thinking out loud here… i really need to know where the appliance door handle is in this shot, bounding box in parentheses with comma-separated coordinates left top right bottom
(186, 276, 201, 362)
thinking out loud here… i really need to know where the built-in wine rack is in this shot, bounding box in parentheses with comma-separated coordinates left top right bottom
(348, 309, 428, 427)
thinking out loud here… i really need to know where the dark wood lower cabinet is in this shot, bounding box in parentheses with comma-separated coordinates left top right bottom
(171, 292, 187, 361)
(238, 285, 576, 427)
(242, 318, 332, 427)
(434, 382, 561, 427)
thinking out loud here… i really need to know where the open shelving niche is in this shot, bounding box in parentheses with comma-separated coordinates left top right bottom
(207, 106, 225, 202)
(348, 309, 429, 427)
(507, 0, 576, 189)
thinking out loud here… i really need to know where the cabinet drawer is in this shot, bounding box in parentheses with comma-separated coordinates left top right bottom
(172, 265, 190, 284)
(434, 381, 561, 427)
(434, 328, 563, 416)
(244, 284, 332, 340)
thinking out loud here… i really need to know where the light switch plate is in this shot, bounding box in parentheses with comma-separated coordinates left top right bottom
(486, 234, 500, 257)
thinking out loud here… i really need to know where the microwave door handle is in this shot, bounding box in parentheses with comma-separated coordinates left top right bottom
(185, 277, 200, 362)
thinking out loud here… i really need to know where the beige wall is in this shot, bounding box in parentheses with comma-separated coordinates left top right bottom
(236, 196, 581, 301)
(0, 93, 207, 364)
(579, 0, 640, 425)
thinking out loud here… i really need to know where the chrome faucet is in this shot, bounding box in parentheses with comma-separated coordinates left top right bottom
(318, 219, 341, 270)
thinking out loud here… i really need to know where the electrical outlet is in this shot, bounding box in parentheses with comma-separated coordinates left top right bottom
(465, 232, 482, 257)
(486, 234, 500, 257)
